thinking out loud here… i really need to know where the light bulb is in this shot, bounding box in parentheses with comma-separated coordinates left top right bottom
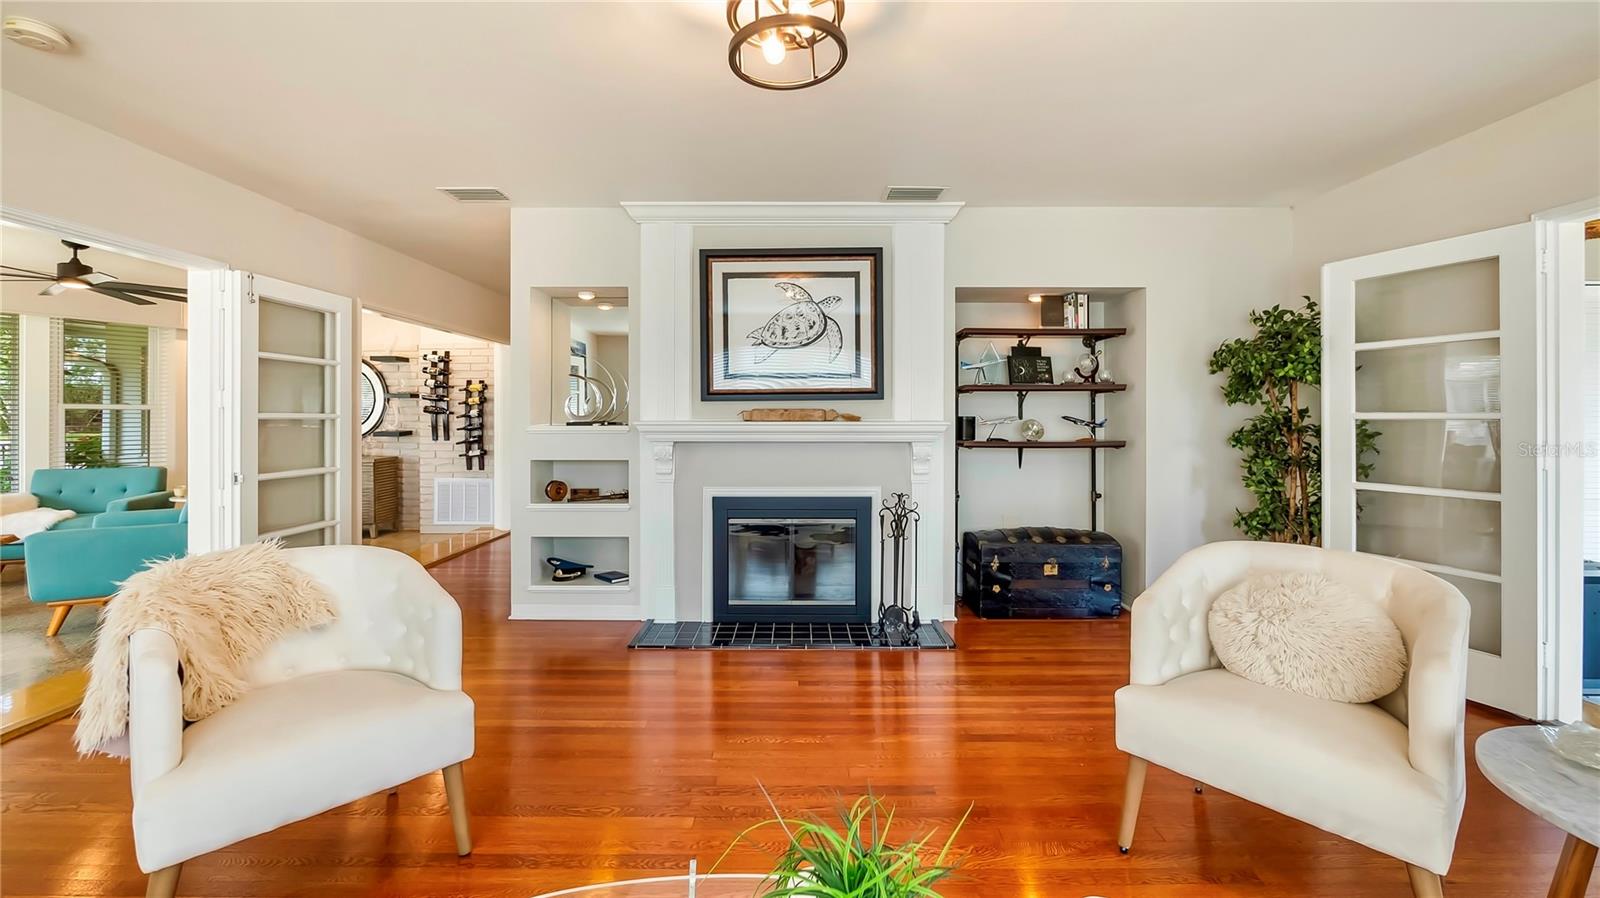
(1027, 294, 1043, 303)
(791, 0, 813, 38)
(59, 277, 90, 290)
(760, 29, 786, 65)
(596, 302, 614, 311)
(577, 290, 595, 301)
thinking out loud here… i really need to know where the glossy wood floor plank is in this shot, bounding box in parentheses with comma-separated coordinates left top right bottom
(0, 539, 1580, 897)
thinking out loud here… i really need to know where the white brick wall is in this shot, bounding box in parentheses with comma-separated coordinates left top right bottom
(362, 344, 494, 532)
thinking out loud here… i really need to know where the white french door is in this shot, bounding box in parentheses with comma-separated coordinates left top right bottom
(229, 273, 354, 547)
(1323, 223, 1542, 718)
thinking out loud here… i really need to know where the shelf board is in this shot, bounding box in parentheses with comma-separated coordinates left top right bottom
(956, 327, 1126, 341)
(958, 382, 1127, 394)
(958, 440, 1127, 449)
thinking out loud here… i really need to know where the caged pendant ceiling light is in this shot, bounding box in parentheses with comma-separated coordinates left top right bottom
(726, 0, 847, 91)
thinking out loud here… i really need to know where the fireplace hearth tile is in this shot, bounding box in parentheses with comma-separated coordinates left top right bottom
(628, 619, 955, 651)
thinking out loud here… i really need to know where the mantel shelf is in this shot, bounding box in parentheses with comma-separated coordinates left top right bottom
(956, 327, 1126, 341)
(958, 440, 1127, 450)
(958, 382, 1127, 394)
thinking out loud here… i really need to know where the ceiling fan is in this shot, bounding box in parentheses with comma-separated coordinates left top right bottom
(1, 240, 186, 305)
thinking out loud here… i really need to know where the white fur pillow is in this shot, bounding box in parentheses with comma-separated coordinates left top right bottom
(1207, 572, 1406, 703)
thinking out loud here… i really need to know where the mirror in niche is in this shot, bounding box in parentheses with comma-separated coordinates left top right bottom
(553, 294, 630, 426)
(358, 360, 389, 436)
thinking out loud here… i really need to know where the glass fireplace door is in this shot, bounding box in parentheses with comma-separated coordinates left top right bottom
(712, 496, 872, 622)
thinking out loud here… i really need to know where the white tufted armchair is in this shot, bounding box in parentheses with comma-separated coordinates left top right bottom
(1114, 542, 1470, 898)
(127, 545, 476, 898)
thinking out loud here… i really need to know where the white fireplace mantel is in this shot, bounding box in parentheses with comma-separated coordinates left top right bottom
(635, 420, 951, 623)
(622, 202, 956, 625)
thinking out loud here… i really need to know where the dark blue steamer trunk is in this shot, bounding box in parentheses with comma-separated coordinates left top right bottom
(961, 527, 1122, 619)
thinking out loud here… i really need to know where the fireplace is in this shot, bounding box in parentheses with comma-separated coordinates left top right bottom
(711, 495, 873, 623)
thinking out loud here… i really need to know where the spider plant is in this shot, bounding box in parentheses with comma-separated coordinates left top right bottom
(712, 786, 972, 898)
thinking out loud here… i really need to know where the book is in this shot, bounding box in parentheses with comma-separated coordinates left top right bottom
(595, 570, 630, 584)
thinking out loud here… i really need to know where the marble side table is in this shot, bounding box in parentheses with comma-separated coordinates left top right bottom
(1476, 726, 1600, 898)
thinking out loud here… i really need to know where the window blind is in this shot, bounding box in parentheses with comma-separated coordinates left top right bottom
(56, 319, 165, 469)
(0, 314, 18, 492)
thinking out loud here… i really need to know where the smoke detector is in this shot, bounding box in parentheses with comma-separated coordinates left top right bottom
(3, 17, 71, 53)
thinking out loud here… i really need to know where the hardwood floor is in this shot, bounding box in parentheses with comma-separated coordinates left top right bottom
(0, 538, 1578, 897)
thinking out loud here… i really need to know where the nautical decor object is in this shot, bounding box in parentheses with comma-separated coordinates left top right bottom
(877, 493, 921, 645)
(726, 0, 847, 91)
(546, 557, 593, 582)
(738, 408, 862, 422)
(1020, 418, 1045, 442)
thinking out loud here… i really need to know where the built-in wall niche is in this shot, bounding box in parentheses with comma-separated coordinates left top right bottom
(528, 536, 630, 590)
(530, 459, 629, 506)
(548, 291, 630, 427)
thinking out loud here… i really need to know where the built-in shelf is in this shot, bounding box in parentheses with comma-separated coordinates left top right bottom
(525, 581, 632, 593)
(956, 327, 1126, 341)
(957, 382, 1127, 394)
(531, 459, 630, 505)
(370, 429, 415, 437)
(526, 502, 631, 513)
(529, 536, 630, 590)
(368, 354, 411, 363)
(958, 440, 1127, 449)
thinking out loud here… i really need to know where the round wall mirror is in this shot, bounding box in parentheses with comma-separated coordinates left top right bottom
(359, 360, 389, 436)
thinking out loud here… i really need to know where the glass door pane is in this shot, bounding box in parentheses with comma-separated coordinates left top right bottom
(1355, 257, 1499, 342)
(260, 298, 328, 358)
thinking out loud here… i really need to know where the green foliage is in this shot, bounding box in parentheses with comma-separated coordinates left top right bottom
(1208, 298, 1378, 545)
(714, 788, 971, 898)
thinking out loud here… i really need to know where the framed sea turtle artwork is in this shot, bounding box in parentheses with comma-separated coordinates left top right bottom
(700, 248, 883, 401)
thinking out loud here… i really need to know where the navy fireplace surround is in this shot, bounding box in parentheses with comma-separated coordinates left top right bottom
(711, 495, 873, 623)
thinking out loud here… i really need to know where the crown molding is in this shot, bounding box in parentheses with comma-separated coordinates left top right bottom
(620, 201, 964, 225)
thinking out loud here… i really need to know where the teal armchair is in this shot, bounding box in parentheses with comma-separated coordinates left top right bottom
(1, 467, 173, 568)
(23, 505, 187, 636)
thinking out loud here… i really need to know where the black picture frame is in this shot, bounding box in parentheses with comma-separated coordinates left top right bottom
(700, 247, 884, 401)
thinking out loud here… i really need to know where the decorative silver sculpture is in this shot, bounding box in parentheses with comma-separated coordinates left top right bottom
(877, 492, 921, 646)
(564, 358, 630, 425)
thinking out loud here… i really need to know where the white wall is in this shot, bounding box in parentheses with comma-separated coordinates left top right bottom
(947, 208, 1295, 592)
(1, 91, 508, 343)
(1292, 80, 1600, 293)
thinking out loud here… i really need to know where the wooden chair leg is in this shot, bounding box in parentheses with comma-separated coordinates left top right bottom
(1406, 863, 1444, 898)
(442, 762, 472, 856)
(45, 604, 71, 637)
(1117, 755, 1148, 853)
(1550, 834, 1597, 898)
(145, 864, 181, 898)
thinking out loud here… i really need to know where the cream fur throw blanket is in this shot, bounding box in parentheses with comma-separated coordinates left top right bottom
(75, 541, 335, 758)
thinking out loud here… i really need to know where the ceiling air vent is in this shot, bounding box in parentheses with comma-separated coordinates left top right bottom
(883, 186, 947, 202)
(438, 187, 510, 203)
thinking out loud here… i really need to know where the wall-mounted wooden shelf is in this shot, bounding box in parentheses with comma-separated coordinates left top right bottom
(956, 327, 1126, 341)
(958, 440, 1127, 450)
(958, 382, 1127, 394)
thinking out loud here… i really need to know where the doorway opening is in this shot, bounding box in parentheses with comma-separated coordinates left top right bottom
(358, 309, 507, 566)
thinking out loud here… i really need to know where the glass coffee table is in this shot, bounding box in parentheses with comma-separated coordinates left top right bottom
(533, 874, 771, 898)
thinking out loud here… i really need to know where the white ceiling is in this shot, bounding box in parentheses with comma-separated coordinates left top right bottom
(2, 2, 1596, 294)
